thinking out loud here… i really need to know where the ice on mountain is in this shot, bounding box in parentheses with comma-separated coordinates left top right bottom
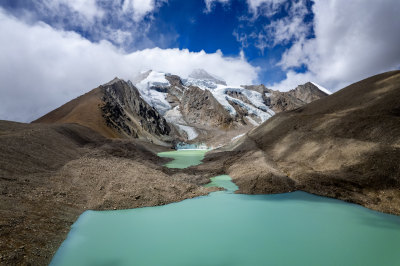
(182, 78, 218, 90)
(164, 106, 198, 140)
(134, 70, 172, 115)
(224, 87, 268, 112)
(189, 68, 226, 85)
(133, 69, 275, 126)
(164, 106, 186, 124)
(176, 124, 198, 140)
(226, 96, 272, 122)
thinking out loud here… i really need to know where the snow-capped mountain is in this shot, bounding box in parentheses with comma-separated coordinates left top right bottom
(130, 69, 329, 145)
(34, 68, 330, 148)
(187, 68, 226, 85)
(134, 70, 171, 115)
(132, 69, 279, 143)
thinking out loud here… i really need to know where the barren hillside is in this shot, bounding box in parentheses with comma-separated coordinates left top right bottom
(200, 70, 400, 215)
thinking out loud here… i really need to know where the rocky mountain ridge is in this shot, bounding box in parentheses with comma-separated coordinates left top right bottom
(201, 70, 400, 215)
(34, 78, 176, 146)
(133, 69, 329, 145)
(34, 69, 329, 147)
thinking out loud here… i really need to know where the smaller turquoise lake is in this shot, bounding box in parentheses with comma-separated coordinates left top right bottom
(158, 149, 208, 168)
(205, 174, 239, 192)
(50, 150, 400, 266)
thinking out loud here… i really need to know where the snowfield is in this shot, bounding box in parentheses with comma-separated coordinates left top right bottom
(135, 71, 171, 115)
(164, 106, 198, 140)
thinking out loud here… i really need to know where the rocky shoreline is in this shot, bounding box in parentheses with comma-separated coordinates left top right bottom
(1, 139, 399, 265)
(199, 149, 400, 216)
(0, 121, 215, 265)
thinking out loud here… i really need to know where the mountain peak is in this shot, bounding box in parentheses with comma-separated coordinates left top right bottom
(104, 77, 123, 86)
(310, 81, 332, 95)
(188, 69, 226, 85)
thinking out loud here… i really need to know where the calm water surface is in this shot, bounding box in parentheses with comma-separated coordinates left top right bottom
(157, 149, 208, 168)
(51, 150, 400, 266)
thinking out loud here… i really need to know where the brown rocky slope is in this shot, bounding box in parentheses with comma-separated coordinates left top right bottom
(0, 121, 213, 265)
(200, 70, 400, 215)
(33, 78, 176, 145)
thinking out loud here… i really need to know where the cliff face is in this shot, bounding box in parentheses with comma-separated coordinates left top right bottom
(100, 78, 171, 140)
(179, 86, 233, 129)
(132, 70, 329, 146)
(34, 71, 329, 147)
(291, 82, 329, 103)
(33, 78, 174, 145)
(245, 82, 329, 113)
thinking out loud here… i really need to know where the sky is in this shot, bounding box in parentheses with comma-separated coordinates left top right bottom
(0, 0, 399, 122)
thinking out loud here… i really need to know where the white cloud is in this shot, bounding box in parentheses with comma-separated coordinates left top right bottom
(26, 0, 169, 50)
(108, 29, 134, 46)
(271, 0, 400, 92)
(39, 0, 163, 23)
(234, 0, 311, 55)
(266, 0, 309, 46)
(204, 0, 230, 13)
(122, 0, 161, 22)
(64, 0, 103, 21)
(0, 10, 258, 122)
(246, 0, 286, 17)
(40, 0, 104, 22)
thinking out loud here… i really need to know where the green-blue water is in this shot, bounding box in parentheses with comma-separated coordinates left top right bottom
(158, 149, 208, 168)
(51, 150, 400, 266)
(204, 174, 239, 192)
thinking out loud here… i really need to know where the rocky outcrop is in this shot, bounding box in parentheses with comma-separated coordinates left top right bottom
(33, 77, 175, 145)
(292, 82, 329, 103)
(180, 86, 232, 128)
(164, 75, 185, 108)
(244, 82, 329, 113)
(266, 90, 305, 112)
(100, 78, 171, 139)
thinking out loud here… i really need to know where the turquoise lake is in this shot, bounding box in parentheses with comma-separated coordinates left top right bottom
(50, 150, 400, 266)
(158, 149, 208, 168)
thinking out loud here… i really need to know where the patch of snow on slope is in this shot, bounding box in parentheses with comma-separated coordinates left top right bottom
(311, 82, 332, 95)
(201, 84, 275, 121)
(176, 124, 198, 140)
(224, 87, 275, 116)
(164, 106, 185, 124)
(225, 94, 273, 122)
(182, 77, 217, 90)
(209, 84, 238, 115)
(226, 87, 266, 110)
(164, 106, 198, 140)
(134, 71, 171, 115)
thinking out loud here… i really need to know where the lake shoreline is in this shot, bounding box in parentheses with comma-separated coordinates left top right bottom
(198, 149, 400, 216)
(2, 145, 399, 265)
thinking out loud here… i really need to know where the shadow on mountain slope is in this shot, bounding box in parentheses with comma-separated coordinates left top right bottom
(200, 70, 400, 215)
